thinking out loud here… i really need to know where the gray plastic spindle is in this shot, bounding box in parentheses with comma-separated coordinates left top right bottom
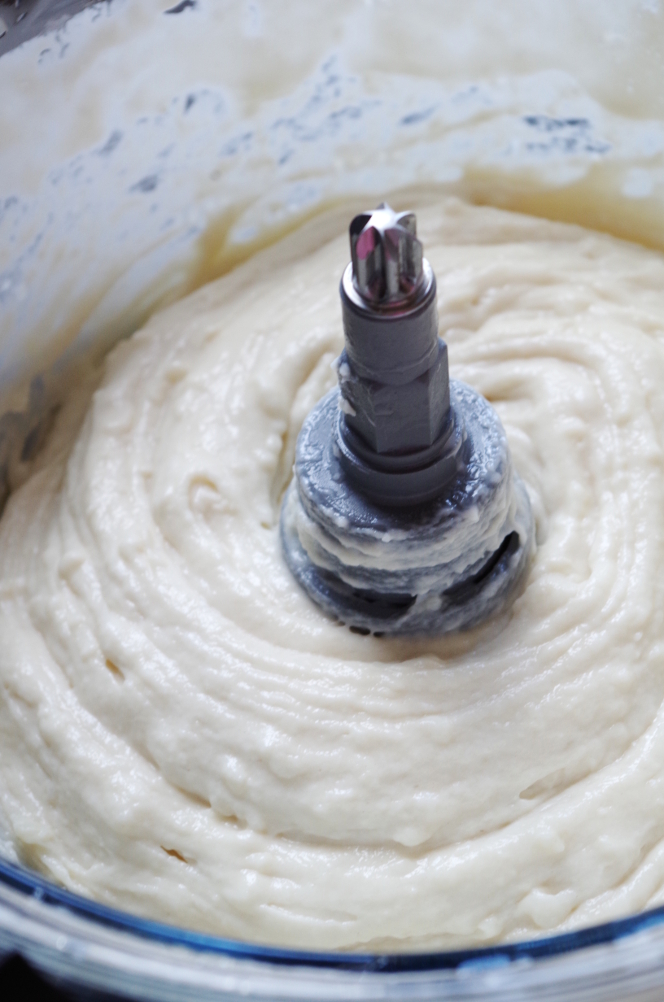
(337, 204, 455, 506)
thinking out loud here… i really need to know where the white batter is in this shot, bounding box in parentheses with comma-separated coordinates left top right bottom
(1, 198, 664, 950)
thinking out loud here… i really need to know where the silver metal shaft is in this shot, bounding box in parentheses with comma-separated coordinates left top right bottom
(349, 203, 424, 307)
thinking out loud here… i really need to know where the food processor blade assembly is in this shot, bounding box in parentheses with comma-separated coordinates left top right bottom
(280, 205, 534, 635)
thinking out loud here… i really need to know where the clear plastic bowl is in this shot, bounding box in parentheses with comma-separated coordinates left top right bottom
(3, 2, 664, 998)
(5, 852, 664, 1001)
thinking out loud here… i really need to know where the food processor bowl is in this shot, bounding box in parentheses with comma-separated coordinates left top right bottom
(2, 2, 664, 998)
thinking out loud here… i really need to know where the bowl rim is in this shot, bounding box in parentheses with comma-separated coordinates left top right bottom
(2, 854, 664, 972)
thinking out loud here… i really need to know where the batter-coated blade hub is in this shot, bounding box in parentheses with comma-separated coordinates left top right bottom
(280, 204, 533, 635)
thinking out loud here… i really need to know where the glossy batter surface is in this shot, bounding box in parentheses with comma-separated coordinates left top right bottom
(1, 199, 664, 950)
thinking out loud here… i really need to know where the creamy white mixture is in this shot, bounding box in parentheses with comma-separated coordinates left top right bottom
(2, 199, 664, 950)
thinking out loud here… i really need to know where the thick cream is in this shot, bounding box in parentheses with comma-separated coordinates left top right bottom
(2, 199, 664, 950)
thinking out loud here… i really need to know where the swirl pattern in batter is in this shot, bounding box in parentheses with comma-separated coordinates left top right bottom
(1, 199, 664, 950)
